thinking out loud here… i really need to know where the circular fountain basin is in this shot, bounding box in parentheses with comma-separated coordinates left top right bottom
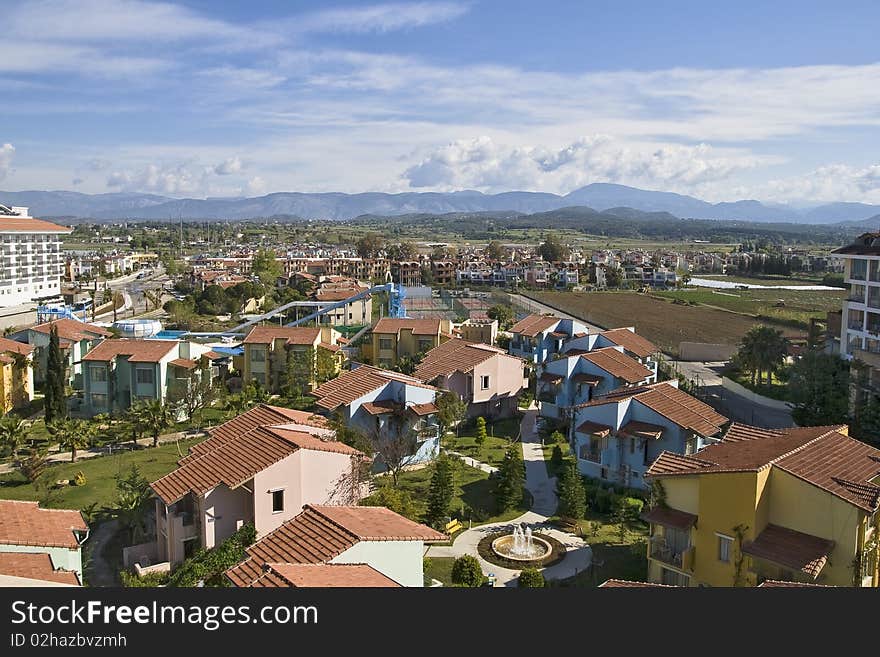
(491, 534, 552, 562)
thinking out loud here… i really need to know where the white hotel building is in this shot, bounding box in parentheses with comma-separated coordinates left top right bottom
(0, 205, 70, 307)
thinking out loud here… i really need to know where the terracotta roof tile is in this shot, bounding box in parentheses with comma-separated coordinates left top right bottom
(743, 524, 834, 579)
(226, 505, 444, 587)
(409, 402, 438, 416)
(30, 319, 112, 341)
(0, 501, 87, 549)
(599, 328, 658, 358)
(243, 326, 320, 345)
(0, 336, 34, 356)
(414, 339, 517, 382)
(310, 365, 438, 411)
(629, 383, 727, 436)
(598, 579, 676, 587)
(756, 580, 836, 587)
(0, 553, 80, 585)
(619, 420, 665, 439)
(510, 314, 559, 337)
(641, 506, 698, 530)
(575, 420, 613, 437)
(580, 348, 654, 384)
(540, 372, 565, 383)
(361, 400, 402, 415)
(571, 372, 603, 386)
(169, 358, 197, 369)
(372, 318, 441, 336)
(251, 563, 401, 588)
(0, 216, 71, 233)
(82, 338, 177, 363)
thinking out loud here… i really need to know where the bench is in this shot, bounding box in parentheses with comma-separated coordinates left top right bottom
(445, 519, 463, 535)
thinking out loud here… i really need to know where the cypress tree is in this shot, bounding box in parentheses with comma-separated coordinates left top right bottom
(44, 325, 67, 424)
(496, 442, 525, 512)
(558, 462, 587, 520)
(425, 455, 455, 527)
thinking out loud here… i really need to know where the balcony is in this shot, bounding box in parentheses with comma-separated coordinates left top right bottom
(537, 388, 558, 403)
(650, 536, 694, 570)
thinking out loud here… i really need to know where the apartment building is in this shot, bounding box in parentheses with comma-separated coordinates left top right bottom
(414, 339, 526, 419)
(310, 365, 441, 465)
(81, 339, 214, 416)
(364, 317, 452, 368)
(508, 313, 589, 365)
(391, 261, 422, 288)
(241, 325, 344, 393)
(643, 424, 880, 587)
(563, 327, 659, 374)
(456, 318, 498, 345)
(0, 337, 34, 414)
(0, 205, 69, 307)
(569, 381, 728, 489)
(11, 318, 111, 387)
(150, 405, 362, 567)
(430, 260, 455, 285)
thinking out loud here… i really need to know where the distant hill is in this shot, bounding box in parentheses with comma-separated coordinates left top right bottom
(2, 183, 878, 224)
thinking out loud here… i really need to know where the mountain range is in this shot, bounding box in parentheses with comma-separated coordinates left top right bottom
(2, 183, 879, 224)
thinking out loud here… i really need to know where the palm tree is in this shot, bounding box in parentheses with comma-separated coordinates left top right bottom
(140, 399, 177, 447)
(737, 325, 789, 386)
(49, 418, 94, 463)
(0, 415, 30, 463)
(111, 291, 124, 322)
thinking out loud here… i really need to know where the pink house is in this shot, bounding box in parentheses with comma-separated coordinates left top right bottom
(149, 404, 363, 567)
(414, 339, 527, 419)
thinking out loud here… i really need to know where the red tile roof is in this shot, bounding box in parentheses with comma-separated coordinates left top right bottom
(414, 339, 517, 382)
(169, 358, 197, 369)
(575, 420, 613, 437)
(647, 424, 880, 511)
(31, 318, 112, 341)
(0, 501, 87, 549)
(0, 336, 34, 356)
(82, 338, 177, 363)
(251, 563, 401, 588)
(580, 347, 654, 384)
(226, 505, 445, 586)
(0, 553, 80, 585)
(571, 372, 603, 386)
(598, 579, 675, 587)
(243, 326, 320, 345)
(619, 420, 665, 439)
(599, 328, 658, 358)
(0, 216, 71, 233)
(510, 314, 559, 337)
(310, 365, 438, 411)
(540, 372, 565, 383)
(641, 506, 698, 530)
(756, 580, 836, 587)
(742, 524, 834, 579)
(372, 318, 441, 336)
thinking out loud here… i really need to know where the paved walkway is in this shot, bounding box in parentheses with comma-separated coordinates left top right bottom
(427, 407, 592, 586)
(445, 450, 498, 474)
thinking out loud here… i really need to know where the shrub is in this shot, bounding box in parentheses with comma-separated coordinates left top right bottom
(451, 555, 484, 587)
(361, 486, 419, 521)
(120, 570, 170, 587)
(550, 445, 563, 471)
(518, 568, 545, 588)
(166, 523, 256, 587)
(593, 488, 612, 514)
(73, 471, 86, 487)
(557, 462, 587, 520)
(475, 417, 487, 446)
(621, 496, 644, 522)
(550, 430, 566, 444)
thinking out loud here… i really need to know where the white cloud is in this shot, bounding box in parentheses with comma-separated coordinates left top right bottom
(105, 156, 253, 196)
(213, 157, 244, 176)
(246, 176, 267, 196)
(755, 163, 880, 204)
(295, 2, 468, 34)
(0, 144, 15, 181)
(403, 135, 770, 195)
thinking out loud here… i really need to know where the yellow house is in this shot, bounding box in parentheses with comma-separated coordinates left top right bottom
(364, 318, 452, 368)
(643, 423, 880, 587)
(0, 337, 35, 414)
(241, 325, 344, 394)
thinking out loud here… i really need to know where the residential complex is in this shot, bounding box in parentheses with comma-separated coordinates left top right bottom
(241, 325, 344, 393)
(643, 424, 880, 587)
(11, 318, 111, 387)
(0, 206, 69, 307)
(363, 317, 452, 367)
(508, 314, 589, 364)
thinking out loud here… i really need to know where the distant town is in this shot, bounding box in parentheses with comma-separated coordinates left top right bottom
(0, 201, 876, 590)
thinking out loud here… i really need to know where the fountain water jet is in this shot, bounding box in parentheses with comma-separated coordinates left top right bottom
(492, 523, 551, 562)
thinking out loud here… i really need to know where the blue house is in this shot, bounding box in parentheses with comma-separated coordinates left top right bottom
(508, 313, 589, 365)
(537, 346, 656, 420)
(569, 382, 728, 490)
(562, 327, 659, 378)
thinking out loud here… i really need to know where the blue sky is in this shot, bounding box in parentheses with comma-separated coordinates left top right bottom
(2, 0, 880, 203)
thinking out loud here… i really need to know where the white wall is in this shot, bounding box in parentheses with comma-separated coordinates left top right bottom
(331, 540, 425, 587)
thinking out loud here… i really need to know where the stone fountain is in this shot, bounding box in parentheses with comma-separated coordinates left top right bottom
(491, 522, 551, 562)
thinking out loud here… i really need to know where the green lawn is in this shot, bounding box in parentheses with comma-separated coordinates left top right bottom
(553, 511, 649, 587)
(423, 557, 455, 586)
(0, 437, 204, 511)
(444, 417, 521, 467)
(390, 460, 531, 526)
(725, 368, 791, 401)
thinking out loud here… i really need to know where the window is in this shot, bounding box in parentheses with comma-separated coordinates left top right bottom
(379, 338, 393, 351)
(250, 348, 266, 362)
(91, 393, 107, 408)
(418, 339, 433, 352)
(717, 534, 733, 563)
(90, 366, 107, 382)
(135, 368, 154, 385)
(629, 438, 635, 454)
(271, 489, 284, 514)
(480, 375, 490, 390)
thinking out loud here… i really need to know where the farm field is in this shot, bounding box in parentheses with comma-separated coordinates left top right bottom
(652, 287, 844, 328)
(526, 291, 767, 355)
(693, 273, 837, 287)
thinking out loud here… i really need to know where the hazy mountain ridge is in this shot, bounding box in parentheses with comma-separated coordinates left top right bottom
(2, 183, 879, 224)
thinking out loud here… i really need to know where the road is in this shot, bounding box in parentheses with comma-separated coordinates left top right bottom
(105, 265, 170, 318)
(508, 292, 793, 428)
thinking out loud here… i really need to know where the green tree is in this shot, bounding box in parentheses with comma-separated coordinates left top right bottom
(315, 347, 337, 384)
(49, 418, 94, 463)
(425, 455, 456, 528)
(538, 233, 570, 262)
(285, 347, 315, 400)
(44, 325, 67, 425)
(487, 304, 515, 329)
(495, 442, 525, 512)
(251, 248, 283, 287)
(436, 391, 467, 438)
(558, 462, 586, 520)
(0, 415, 30, 462)
(360, 485, 419, 520)
(475, 416, 488, 447)
(105, 466, 152, 544)
(787, 351, 850, 427)
(518, 568, 545, 588)
(356, 233, 385, 258)
(168, 360, 216, 429)
(451, 555, 484, 587)
(485, 240, 506, 261)
(139, 399, 177, 447)
(735, 325, 789, 386)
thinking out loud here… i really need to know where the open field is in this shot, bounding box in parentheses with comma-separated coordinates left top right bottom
(526, 290, 765, 355)
(694, 273, 838, 287)
(653, 287, 844, 328)
(0, 438, 204, 511)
